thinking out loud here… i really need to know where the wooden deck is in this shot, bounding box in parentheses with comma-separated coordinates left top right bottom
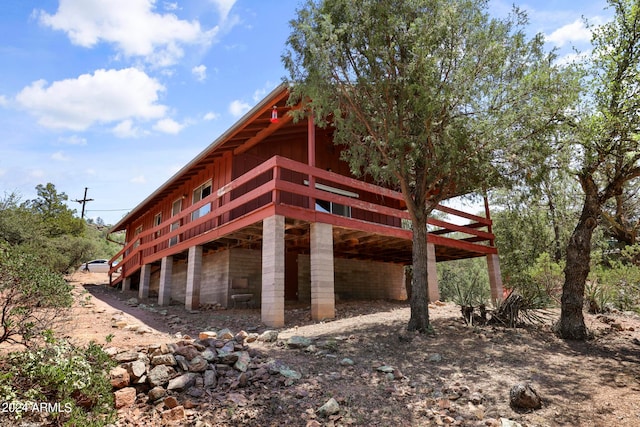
(109, 155, 496, 282)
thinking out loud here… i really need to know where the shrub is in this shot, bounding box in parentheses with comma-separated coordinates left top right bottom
(588, 261, 640, 313)
(0, 243, 73, 346)
(0, 337, 116, 426)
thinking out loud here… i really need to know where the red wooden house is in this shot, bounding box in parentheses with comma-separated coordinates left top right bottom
(108, 84, 503, 327)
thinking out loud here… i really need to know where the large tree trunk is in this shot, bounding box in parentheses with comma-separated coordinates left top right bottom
(556, 185, 600, 340)
(408, 211, 431, 333)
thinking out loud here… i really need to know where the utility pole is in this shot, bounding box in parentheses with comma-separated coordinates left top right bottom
(73, 187, 94, 219)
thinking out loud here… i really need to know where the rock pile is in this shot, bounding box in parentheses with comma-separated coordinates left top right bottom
(108, 329, 300, 424)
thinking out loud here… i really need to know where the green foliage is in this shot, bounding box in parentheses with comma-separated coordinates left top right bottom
(0, 189, 121, 274)
(0, 338, 116, 426)
(0, 243, 73, 345)
(437, 258, 490, 306)
(588, 258, 640, 313)
(526, 252, 564, 306)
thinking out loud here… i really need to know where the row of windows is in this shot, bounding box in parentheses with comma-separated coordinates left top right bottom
(133, 180, 213, 246)
(132, 179, 356, 244)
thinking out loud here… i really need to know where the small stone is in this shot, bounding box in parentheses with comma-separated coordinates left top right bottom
(199, 331, 217, 340)
(317, 397, 340, 417)
(148, 386, 166, 402)
(376, 365, 395, 374)
(114, 320, 128, 329)
(188, 356, 208, 372)
(245, 333, 259, 343)
(189, 387, 204, 398)
(174, 354, 189, 371)
(204, 370, 217, 388)
(340, 358, 355, 366)
(509, 383, 542, 410)
(125, 297, 139, 306)
(167, 373, 198, 391)
(174, 345, 200, 360)
(470, 391, 484, 405)
(113, 350, 139, 363)
(218, 328, 234, 340)
(428, 353, 443, 363)
(109, 367, 130, 389)
(124, 360, 147, 380)
(234, 351, 251, 372)
(238, 372, 248, 387)
(235, 330, 249, 342)
(148, 365, 174, 387)
(500, 418, 523, 427)
(201, 349, 217, 362)
(287, 336, 312, 349)
(152, 354, 177, 366)
(258, 330, 279, 342)
(162, 406, 186, 423)
(114, 387, 136, 409)
(164, 396, 179, 409)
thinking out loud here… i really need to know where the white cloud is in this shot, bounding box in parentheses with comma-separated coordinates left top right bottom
(153, 118, 185, 134)
(229, 99, 250, 117)
(545, 19, 592, 47)
(203, 111, 219, 121)
(192, 64, 207, 82)
(252, 81, 277, 102)
(163, 2, 179, 11)
(51, 151, 70, 161)
(0, 95, 7, 107)
(37, 0, 219, 67)
(113, 119, 144, 138)
(16, 68, 167, 131)
(211, 0, 237, 22)
(30, 169, 45, 179)
(130, 175, 146, 184)
(58, 135, 87, 145)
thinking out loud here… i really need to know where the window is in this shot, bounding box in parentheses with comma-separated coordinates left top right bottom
(191, 180, 212, 220)
(304, 180, 357, 218)
(169, 198, 182, 247)
(133, 225, 143, 248)
(153, 212, 162, 238)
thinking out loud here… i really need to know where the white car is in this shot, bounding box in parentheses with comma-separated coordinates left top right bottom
(79, 259, 113, 273)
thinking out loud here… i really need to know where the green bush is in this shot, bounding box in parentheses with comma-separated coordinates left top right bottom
(0, 243, 73, 345)
(524, 252, 564, 307)
(438, 258, 490, 306)
(0, 337, 116, 426)
(588, 260, 640, 313)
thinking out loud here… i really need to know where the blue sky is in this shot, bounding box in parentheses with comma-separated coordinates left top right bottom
(0, 0, 611, 225)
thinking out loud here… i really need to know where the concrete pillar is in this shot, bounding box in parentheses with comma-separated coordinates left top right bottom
(139, 264, 151, 299)
(311, 222, 335, 320)
(158, 256, 173, 306)
(487, 253, 504, 304)
(261, 215, 285, 327)
(121, 277, 131, 293)
(427, 243, 440, 302)
(186, 245, 203, 311)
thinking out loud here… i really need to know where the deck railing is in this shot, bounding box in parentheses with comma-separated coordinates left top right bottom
(109, 155, 495, 278)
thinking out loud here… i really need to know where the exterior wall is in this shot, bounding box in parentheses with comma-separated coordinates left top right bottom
(200, 251, 230, 306)
(228, 249, 262, 305)
(298, 255, 406, 302)
(147, 248, 262, 307)
(124, 153, 233, 248)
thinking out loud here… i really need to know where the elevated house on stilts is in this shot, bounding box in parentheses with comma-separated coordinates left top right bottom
(108, 85, 503, 327)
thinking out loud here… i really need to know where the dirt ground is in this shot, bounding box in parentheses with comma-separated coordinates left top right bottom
(53, 272, 640, 426)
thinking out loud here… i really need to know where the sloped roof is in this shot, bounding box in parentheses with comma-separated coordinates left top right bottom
(110, 83, 295, 232)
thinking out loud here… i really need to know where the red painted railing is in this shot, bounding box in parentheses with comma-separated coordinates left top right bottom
(109, 155, 495, 279)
